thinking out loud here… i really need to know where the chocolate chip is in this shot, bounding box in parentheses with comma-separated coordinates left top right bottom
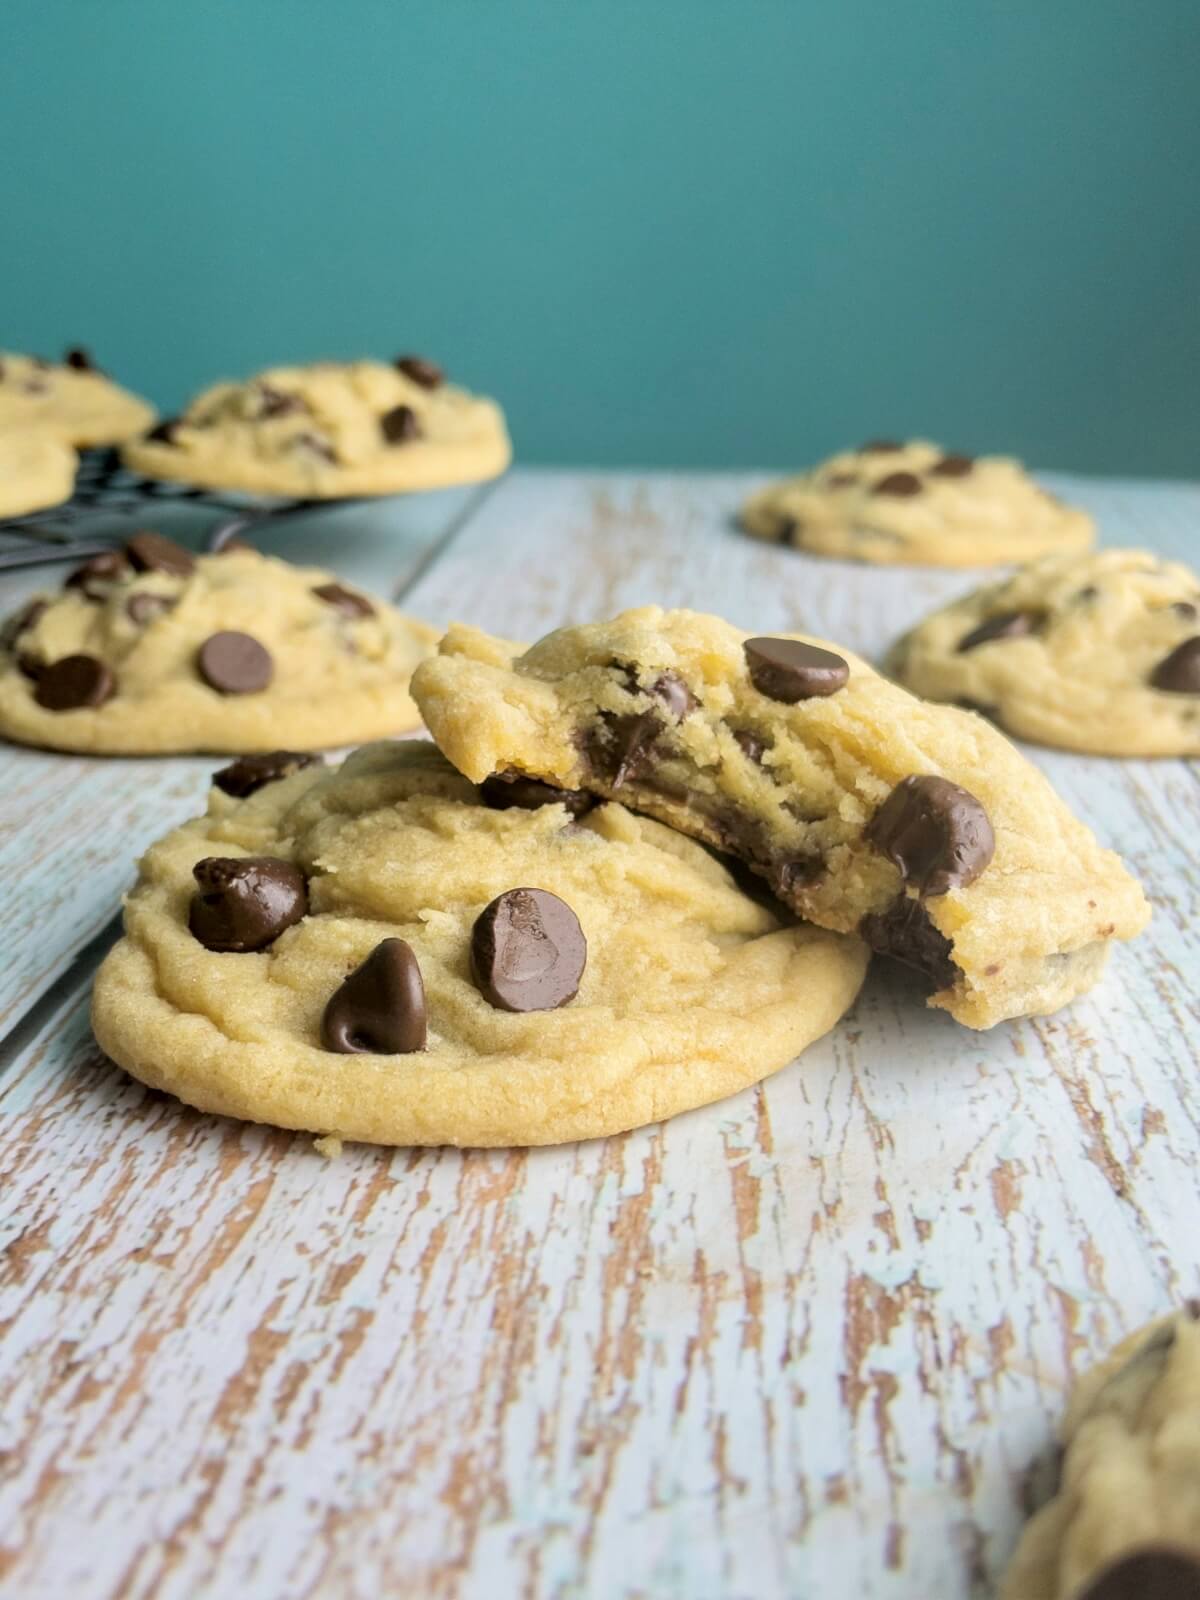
(744, 637, 850, 702)
(1, 599, 47, 650)
(1076, 1546, 1200, 1600)
(380, 405, 421, 444)
(255, 384, 304, 419)
(1151, 637, 1200, 694)
(929, 453, 974, 477)
(957, 610, 1041, 653)
(145, 418, 179, 445)
(775, 515, 800, 543)
(65, 549, 128, 596)
(34, 654, 116, 712)
(63, 345, 98, 372)
(872, 471, 923, 497)
(471, 888, 586, 1012)
(859, 896, 960, 991)
(583, 710, 663, 788)
(861, 440, 902, 452)
(126, 592, 178, 626)
(768, 857, 824, 899)
(867, 774, 995, 896)
(16, 653, 42, 681)
(1074, 585, 1099, 603)
(312, 582, 375, 619)
(1172, 601, 1198, 621)
(321, 938, 427, 1054)
(395, 355, 444, 389)
(646, 670, 696, 719)
(480, 773, 595, 815)
(733, 729, 766, 764)
(189, 856, 307, 953)
(293, 432, 338, 464)
(212, 750, 323, 798)
(126, 530, 196, 578)
(197, 631, 274, 694)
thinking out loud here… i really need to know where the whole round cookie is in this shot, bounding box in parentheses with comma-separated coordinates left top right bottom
(0, 533, 437, 754)
(0, 432, 77, 518)
(741, 439, 1094, 566)
(0, 346, 156, 446)
(91, 740, 869, 1147)
(888, 549, 1200, 756)
(122, 355, 510, 498)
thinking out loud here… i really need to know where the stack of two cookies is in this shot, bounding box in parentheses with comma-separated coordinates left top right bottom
(85, 593, 1149, 1149)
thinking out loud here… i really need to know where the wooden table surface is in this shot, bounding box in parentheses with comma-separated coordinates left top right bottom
(1, 469, 1197, 1600)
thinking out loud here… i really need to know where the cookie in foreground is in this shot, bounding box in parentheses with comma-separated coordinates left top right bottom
(741, 439, 1093, 567)
(91, 741, 869, 1147)
(0, 345, 155, 446)
(411, 606, 1149, 1029)
(888, 548, 1200, 757)
(1001, 1305, 1200, 1599)
(0, 532, 436, 754)
(122, 354, 510, 497)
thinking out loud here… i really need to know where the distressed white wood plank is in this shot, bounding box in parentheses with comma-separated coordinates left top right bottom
(0, 469, 1198, 1600)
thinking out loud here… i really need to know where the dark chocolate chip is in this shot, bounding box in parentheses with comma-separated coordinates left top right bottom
(1076, 1546, 1200, 1600)
(859, 896, 960, 992)
(380, 404, 421, 444)
(584, 710, 663, 788)
(395, 355, 444, 389)
(480, 773, 595, 816)
(312, 582, 375, 619)
(16, 654, 43, 681)
(775, 515, 800, 544)
(646, 670, 696, 720)
(1, 599, 48, 650)
(321, 938, 427, 1054)
(126, 530, 196, 578)
(733, 729, 766, 764)
(861, 440, 902, 453)
(189, 856, 308, 953)
(867, 774, 995, 896)
(212, 750, 323, 798)
(293, 432, 339, 463)
(197, 631, 274, 695)
(255, 384, 304, 419)
(872, 471, 923, 497)
(929, 453, 974, 477)
(744, 637, 850, 702)
(64, 345, 98, 372)
(1172, 601, 1198, 621)
(125, 592, 177, 626)
(34, 654, 115, 712)
(145, 417, 180, 445)
(957, 610, 1040, 653)
(470, 887, 586, 1012)
(65, 549, 129, 595)
(768, 856, 824, 900)
(1151, 637, 1200, 693)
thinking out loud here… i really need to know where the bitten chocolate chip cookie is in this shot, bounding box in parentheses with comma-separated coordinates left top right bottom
(888, 549, 1200, 756)
(0, 432, 77, 518)
(91, 740, 869, 1147)
(741, 439, 1094, 567)
(412, 607, 1149, 1029)
(0, 533, 436, 754)
(0, 346, 155, 447)
(1002, 1306, 1200, 1600)
(122, 355, 510, 497)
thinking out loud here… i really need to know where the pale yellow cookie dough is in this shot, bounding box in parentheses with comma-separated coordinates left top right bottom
(1002, 1307, 1200, 1599)
(888, 549, 1200, 757)
(411, 607, 1149, 1029)
(0, 539, 437, 754)
(0, 349, 155, 446)
(122, 357, 510, 497)
(0, 432, 76, 518)
(742, 439, 1094, 567)
(91, 740, 870, 1147)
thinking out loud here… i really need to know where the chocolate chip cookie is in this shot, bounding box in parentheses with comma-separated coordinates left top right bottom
(411, 606, 1149, 1029)
(0, 346, 155, 447)
(0, 534, 436, 753)
(90, 740, 869, 1147)
(1002, 1306, 1200, 1599)
(741, 439, 1094, 566)
(122, 355, 510, 498)
(0, 432, 76, 518)
(888, 549, 1200, 756)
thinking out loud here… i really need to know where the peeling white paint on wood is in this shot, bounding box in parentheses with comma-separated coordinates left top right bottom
(0, 470, 1197, 1599)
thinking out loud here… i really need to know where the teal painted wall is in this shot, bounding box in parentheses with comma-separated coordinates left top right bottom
(3, 1, 1197, 476)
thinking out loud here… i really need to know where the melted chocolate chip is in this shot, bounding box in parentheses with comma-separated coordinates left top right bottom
(395, 355, 444, 389)
(312, 582, 375, 619)
(776, 515, 800, 543)
(470, 888, 586, 1012)
(64, 345, 97, 372)
(321, 938, 427, 1054)
(126, 530, 195, 578)
(16, 653, 43, 682)
(255, 384, 304, 419)
(929, 453, 974, 477)
(647, 670, 696, 719)
(872, 471, 923, 497)
(744, 637, 850, 702)
(380, 404, 421, 443)
(583, 710, 663, 788)
(733, 729, 766, 764)
(768, 856, 825, 899)
(957, 610, 1041, 653)
(1076, 1547, 1200, 1600)
(859, 896, 960, 991)
(1, 599, 47, 650)
(125, 592, 178, 626)
(480, 773, 595, 815)
(861, 440, 902, 453)
(34, 654, 116, 712)
(188, 856, 307, 952)
(197, 631, 274, 694)
(65, 549, 129, 595)
(1151, 637, 1200, 694)
(212, 750, 322, 798)
(867, 775, 995, 896)
(144, 417, 180, 445)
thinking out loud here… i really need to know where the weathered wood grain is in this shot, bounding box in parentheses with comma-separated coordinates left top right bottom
(1, 470, 1198, 1600)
